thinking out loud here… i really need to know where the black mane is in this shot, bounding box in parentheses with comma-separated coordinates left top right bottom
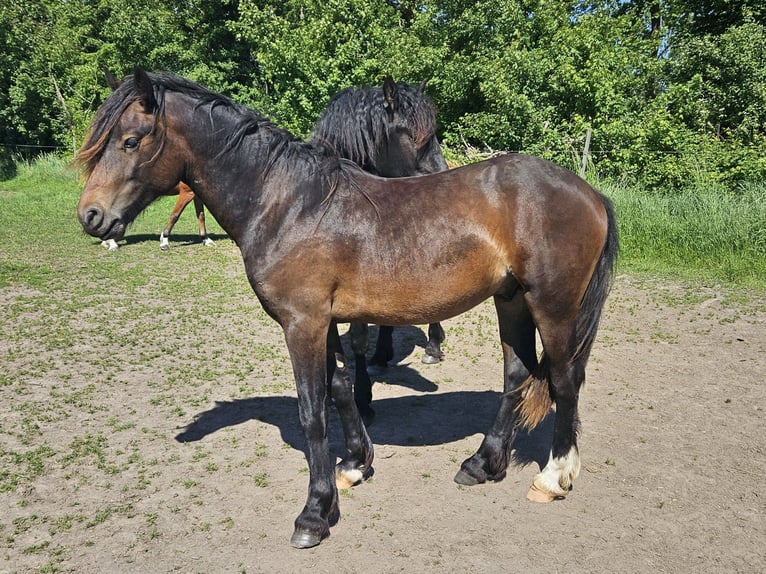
(311, 82, 437, 170)
(76, 72, 323, 179)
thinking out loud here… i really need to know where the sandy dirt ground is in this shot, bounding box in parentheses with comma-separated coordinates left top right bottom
(1, 253, 764, 573)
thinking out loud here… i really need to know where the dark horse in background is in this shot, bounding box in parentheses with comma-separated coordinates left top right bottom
(310, 78, 449, 420)
(76, 69, 618, 549)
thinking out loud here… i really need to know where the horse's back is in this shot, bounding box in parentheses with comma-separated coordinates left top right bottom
(344, 154, 608, 245)
(322, 154, 609, 325)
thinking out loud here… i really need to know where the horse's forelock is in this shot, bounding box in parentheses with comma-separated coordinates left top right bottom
(394, 83, 437, 146)
(75, 76, 170, 177)
(76, 72, 227, 177)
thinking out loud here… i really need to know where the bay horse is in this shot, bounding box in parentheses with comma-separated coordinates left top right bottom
(99, 182, 213, 250)
(98, 181, 214, 250)
(102, 69, 448, 416)
(76, 69, 618, 549)
(310, 78, 449, 420)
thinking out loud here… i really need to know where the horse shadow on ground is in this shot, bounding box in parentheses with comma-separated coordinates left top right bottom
(89, 233, 229, 249)
(175, 388, 555, 472)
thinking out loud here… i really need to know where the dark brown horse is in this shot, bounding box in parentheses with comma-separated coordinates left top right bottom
(102, 71, 445, 412)
(310, 77, 449, 420)
(76, 69, 618, 549)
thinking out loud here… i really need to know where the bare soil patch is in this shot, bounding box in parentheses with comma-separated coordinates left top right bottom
(2, 248, 764, 573)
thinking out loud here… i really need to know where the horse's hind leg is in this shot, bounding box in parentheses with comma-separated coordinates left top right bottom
(369, 325, 394, 368)
(348, 322, 375, 422)
(328, 324, 374, 489)
(421, 322, 446, 364)
(160, 189, 193, 250)
(525, 329, 584, 503)
(455, 292, 538, 485)
(522, 296, 588, 502)
(193, 195, 215, 246)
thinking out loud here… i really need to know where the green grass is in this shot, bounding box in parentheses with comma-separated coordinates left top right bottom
(602, 179, 766, 288)
(2, 154, 763, 290)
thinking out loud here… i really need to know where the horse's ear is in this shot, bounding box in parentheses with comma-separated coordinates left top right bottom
(103, 67, 121, 91)
(383, 76, 398, 113)
(133, 66, 157, 112)
(418, 78, 429, 93)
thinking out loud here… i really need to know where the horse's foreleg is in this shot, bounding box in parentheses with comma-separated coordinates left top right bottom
(348, 322, 374, 421)
(160, 191, 194, 251)
(421, 322, 446, 364)
(455, 293, 538, 486)
(193, 195, 214, 246)
(328, 324, 374, 489)
(285, 323, 338, 549)
(369, 325, 394, 367)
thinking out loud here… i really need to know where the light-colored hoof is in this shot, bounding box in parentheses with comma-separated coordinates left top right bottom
(202, 237, 215, 246)
(335, 467, 364, 490)
(101, 239, 119, 251)
(526, 482, 558, 503)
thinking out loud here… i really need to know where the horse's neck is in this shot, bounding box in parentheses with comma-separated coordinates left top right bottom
(177, 119, 318, 250)
(180, 135, 268, 245)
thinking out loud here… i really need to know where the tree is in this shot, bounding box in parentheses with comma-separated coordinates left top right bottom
(0, 0, 763, 187)
(230, 0, 441, 134)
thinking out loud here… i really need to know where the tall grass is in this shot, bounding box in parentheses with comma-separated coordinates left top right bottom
(602, 179, 766, 287)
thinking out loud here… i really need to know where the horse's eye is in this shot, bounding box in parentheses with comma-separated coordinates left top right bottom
(124, 137, 139, 150)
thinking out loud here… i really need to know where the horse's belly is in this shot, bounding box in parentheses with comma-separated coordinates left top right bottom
(334, 267, 508, 325)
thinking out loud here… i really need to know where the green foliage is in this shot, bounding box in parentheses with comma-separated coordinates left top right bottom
(231, 0, 437, 133)
(0, 1, 764, 189)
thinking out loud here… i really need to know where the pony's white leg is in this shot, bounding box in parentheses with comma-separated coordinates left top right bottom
(101, 239, 119, 251)
(527, 446, 581, 503)
(159, 233, 169, 250)
(202, 236, 215, 246)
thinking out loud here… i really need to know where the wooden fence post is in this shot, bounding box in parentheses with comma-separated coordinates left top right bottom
(580, 127, 592, 178)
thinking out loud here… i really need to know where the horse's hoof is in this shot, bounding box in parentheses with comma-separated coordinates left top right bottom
(202, 238, 215, 246)
(526, 483, 557, 503)
(335, 466, 365, 490)
(453, 468, 482, 486)
(290, 529, 324, 549)
(160, 244, 169, 251)
(421, 353, 441, 365)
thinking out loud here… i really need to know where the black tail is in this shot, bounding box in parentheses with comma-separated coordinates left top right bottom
(573, 192, 619, 363)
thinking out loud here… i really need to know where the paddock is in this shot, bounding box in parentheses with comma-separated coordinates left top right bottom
(1, 227, 763, 571)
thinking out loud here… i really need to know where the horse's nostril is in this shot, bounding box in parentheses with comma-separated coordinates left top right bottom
(82, 206, 103, 230)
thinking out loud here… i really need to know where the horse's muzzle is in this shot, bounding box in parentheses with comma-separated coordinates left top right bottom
(78, 205, 125, 241)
